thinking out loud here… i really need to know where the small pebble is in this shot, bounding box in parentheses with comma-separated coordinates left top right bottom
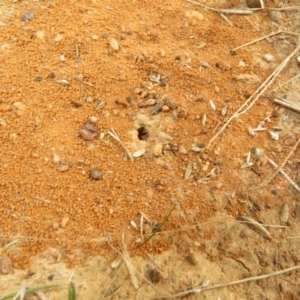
(90, 169, 103, 180)
(52, 155, 61, 164)
(76, 74, 84, 82)
(178, 145, 187, 154)
(35, 76, 42, 82)
(89, 116, 98, 123)
(109, 38, 119, 51)
(48, 72, 55, 78)
(79, 124, 99, 141)
(161, 105, 170, 112)
(21, 11, 34, 22)
(60, 217, 69, 228)
(153, 144, 163, 157)
(35, 31, 44, 40)
(54, 34, 63, 42)
(48, 274, 55, 281)
(57, 165, 69, 172)
(92, 34, 99, 40)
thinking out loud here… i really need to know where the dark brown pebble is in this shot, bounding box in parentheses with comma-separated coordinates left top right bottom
(79, 124, 99, 141)
(48, 274, 55, 281)
(149, 268, 162, 283)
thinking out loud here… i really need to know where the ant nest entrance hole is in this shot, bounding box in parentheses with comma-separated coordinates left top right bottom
(137, 126, 149, 141)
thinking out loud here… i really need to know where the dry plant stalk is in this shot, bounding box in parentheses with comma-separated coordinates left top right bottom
(121, 234, 139, 290)
(108, 128, 133, 162)
(207, 36, 300, 149)
(268, 97, 300, 114)
(240, 216, 271, 239)
(158, 265, 300, 298)
(188, 0, 253, 14)
(231, 30, 282, 53)
(266, 138, 300, 183)
(267, 157, 300, 193)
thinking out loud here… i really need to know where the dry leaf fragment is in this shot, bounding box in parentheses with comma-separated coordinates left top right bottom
(269, 131, 279, 140)
(132, 149, 145, 158)
(209, 100, 216, 111)
(240, 216, 271, 239)
(201, 113, 207, 126)
(184, 163, 193, 180)
(111, 256, 123, 269)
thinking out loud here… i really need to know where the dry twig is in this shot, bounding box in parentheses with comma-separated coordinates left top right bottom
(207, 37, 300, 148)
(188, 0, 253, 14)
(156, 265, 300, 298)
(267, 157, 300, 193)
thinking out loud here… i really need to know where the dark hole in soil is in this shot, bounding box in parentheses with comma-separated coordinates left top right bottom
(137, 127, 149, 140)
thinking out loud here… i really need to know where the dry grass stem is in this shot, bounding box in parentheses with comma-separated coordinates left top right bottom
(267, 138, 300, 183)
(157, 265, 300, 298)
(207, 40, 300, 148)
(268, 97, 300, 113)
(34, 196, 51, 203)
(188, 0, 253, 14)
(120, 234, 139, 290)
(231, 30, 282, 52)
(108, 128, 133, 162)
(273, 73, 300, 91)
(268, 157, 300, 193)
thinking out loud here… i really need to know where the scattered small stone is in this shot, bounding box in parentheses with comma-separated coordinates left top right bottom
(52, 221, 59, 230)
(160, 79, 168, 86)
(197, 142, 205, 148)
(92, 34, 99, 40)
(214, 159, 222, 165)
(60, 55, 65, 62)
(75, 74, 84, 82)
(238, 60, 246, 68)
(149, 268, 162, 284)
(102, 33, 108, 39)
(161, 105, 170, 112)
(60, 216, 69, 228)
(89, 116, 98, 123)
(35, 30, 44, 40)
(139, 99, 156, 108)
(21, 11, 34, 22)
(90, 169, 103, 180)
(0, 256, 12, 274)
(175, 55, 181, 60)
(48, 274, 55, 281)
(187, 252, 198, 265)
(79, 124, 99, 141)
(109, 38, 119, 51)
(35, 76, 42, 82)
(233, 74, 261, 85)
(165, 99, 177, 110)
(263, 54, 275, 62)
(57, 164, 69, 172)
(178, 145, 187, 154)
(184, 163, 193, 180)
(127, 30, 132, 35)
(246, 0, 263, 8)
(54, 34, 63, 42)
(153, 143, 163, 157)
(52, 155, 61, 164)
(48, 72, 55, 78)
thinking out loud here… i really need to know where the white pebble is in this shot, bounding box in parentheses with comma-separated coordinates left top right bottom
(263, 54, 275, 62)
(52, 155, 61, 164)
(35, 31, 44, 40)
(54, 34, 63, 41)
(60, 55, 65, 62)
(92, 34, 98, 40)
(89, 116, 98, 123)
(109, 38, 119, 51)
